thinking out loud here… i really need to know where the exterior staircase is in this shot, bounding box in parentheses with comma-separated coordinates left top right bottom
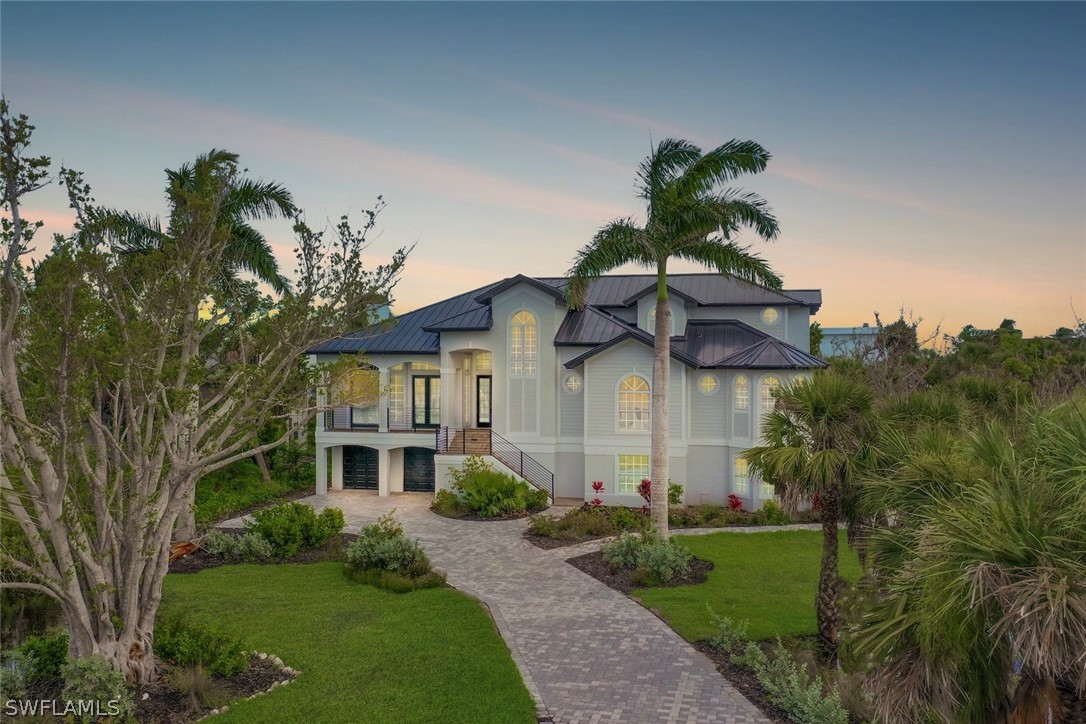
(435, 427, 555, 500)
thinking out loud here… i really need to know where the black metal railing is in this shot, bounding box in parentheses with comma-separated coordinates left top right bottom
(435, 426, 554, 500)
(387, 408, 435, 432)
(323, 407, 378, 431)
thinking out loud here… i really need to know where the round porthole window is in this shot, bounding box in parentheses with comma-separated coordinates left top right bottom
(761, 307, 780, 325)
(564, 373, 583, 394)
(698, 374, 719, 396)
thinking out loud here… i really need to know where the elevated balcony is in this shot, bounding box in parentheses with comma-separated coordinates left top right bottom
(321, 407, 437, 433)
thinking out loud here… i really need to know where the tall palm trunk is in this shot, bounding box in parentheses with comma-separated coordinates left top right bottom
(651, 265, 671, 539)
(817, 486, 841, 659)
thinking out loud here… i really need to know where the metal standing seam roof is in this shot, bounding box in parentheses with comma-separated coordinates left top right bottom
(308, 273, 825, 368)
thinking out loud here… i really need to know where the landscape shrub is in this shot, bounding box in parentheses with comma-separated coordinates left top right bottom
(705, 606, 749, 653)
(167, 664, 229, 715)
(245, 502, 344, 558)
(668, 481, 684, 505)
(61, 655, 135, 722)
(527, 506, 647, 542)
(759, 500, 788, 525)
(201, 529, 275, 562)
(154, 611, 248, 677)
(730, 640, 848, 724)
(430, 489, 470, 518)
(13, 629, 69, 693)
(193, 459, 312, 526)
(344, 513, 444, 592)
(727, 494, 744, 511)
(601, 532, 693, 584)
(456, 469, 548, 518)
(448, 455, 493, 489)
(609, 506, 644, 532)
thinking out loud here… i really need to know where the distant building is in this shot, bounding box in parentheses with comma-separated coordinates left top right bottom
(820, 322, 879, 358)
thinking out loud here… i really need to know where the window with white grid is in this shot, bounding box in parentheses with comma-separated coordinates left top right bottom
(618, 375, 650, 431)
(734, 457, 750, 495)
(617, 454, 649, 494)
(735, 375, 750, 410)
(760, 376, 781, 413)
(509, 311, 537, 375)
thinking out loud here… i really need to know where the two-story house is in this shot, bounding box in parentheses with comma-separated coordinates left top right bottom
(308, 273, 826, 508)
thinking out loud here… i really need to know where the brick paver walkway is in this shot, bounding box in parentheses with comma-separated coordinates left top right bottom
(223, 492, 768, 723)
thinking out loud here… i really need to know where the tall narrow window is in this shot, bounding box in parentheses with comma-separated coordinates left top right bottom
(618, 454, 650, 494)
(760, 376, 781, 413)
(735, 375, 750, 410)
(509, 311, 537, 375)
(618, 375, 650, 431)
(734, 458, 750, 495)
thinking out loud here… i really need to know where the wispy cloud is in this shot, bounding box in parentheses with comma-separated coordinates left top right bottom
(12, 69, 631, 225)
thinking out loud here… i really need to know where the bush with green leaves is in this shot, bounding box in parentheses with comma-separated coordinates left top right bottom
(345, 513, 440, 592)
(61, 655, 135, 723)
(706, 606, 750, 653)
(245, 502, 344, 558)
(668, 481, 684, 505)
(758, 499, 789, 525)
(731, 640, 848, 724)
(167, 663, 229, 715)
(455, 469, 548, 518)
(7, 629, 69, 695)
(430, 488, 470, 518)
(154, 611, 248, 677)
(601, 532, 693, 584)
(201, 529, 275, 562)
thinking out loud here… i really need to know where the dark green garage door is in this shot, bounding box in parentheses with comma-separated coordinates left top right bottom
(343, 446, 378, 490)
(403, 447, 435, 493)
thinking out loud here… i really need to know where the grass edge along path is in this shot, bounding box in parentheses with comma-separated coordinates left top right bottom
(162, 563, 536, 724)
(634, 529, 861, 642)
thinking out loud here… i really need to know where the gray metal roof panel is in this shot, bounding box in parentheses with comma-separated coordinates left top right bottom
(422, 306, 492, 332)
(554, 307, 634, 346)
(713, 337, 828, 369)
(679, 320, 769, 366)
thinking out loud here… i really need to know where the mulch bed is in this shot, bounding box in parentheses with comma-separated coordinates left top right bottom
(565, 550, 713, 594)
(523, 533, 596, 550)
(168, 530, 356, 575)
(430, 507, 538, 522)
(692, 641, 790, 723)
(135, 654, 294, 723)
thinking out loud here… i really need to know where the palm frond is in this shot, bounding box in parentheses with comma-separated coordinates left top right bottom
(221, 178, 296, 221)
(674, 139, 772, 198)
(92, 209, 166, 254)
(672, 238, 782, 290)
(225, 222, 291, 294)
(564, 219, 649, 309)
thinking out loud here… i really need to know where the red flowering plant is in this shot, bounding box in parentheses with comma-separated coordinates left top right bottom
(589, 480, 605, 507)
(638, 479, 652, 514)
(727, 494, 744, 511)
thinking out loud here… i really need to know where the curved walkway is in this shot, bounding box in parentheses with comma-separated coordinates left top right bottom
(226, 492, 767, 724)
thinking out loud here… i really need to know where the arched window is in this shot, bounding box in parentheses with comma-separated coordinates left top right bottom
(648, 307, 673, 335)
(618, 375, 650, 431)
(735, 375, 750, 410)
(509, 311, 537, 375)
(760, 376, 781, 413)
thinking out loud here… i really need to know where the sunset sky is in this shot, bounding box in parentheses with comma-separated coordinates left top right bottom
(3, 2, 1084, 339)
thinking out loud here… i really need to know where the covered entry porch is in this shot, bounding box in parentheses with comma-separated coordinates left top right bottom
(316, 443, 436, 496)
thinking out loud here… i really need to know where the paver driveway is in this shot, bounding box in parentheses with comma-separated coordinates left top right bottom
(224, 492, 767, 724)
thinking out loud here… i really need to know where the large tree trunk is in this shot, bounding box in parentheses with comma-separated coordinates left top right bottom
(175, 488, 198, 541)
(651, 266, 671, 540)
(254, 450, 272, 483)
(817, 487, 841, 660)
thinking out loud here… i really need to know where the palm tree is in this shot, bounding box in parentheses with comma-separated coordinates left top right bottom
(566, 139, 781, 538)
(849, 395, 1086, 723)
(743, 372, 874, 658)
(98, 150, 296, 539)
(105, 149, 295, 294)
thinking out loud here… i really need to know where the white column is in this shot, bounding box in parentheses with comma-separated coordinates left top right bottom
(378, 367, 389, 432)
(331, 446, 344, 491)
(378, 447, 391, 497)
(389, 448, 404, 493)
(315, 444, 328, 495)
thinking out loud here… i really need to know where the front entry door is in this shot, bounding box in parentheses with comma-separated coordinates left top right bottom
(412, 376, 439, 428)
(476, 375, 492, 428)
(403, 448, 436, 492)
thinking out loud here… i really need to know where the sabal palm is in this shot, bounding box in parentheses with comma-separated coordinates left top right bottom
(849, 396, 1086, 723)
(743, 372, 874, 657)
(106, 149, 295, 293)
(567, 138, 781, 538)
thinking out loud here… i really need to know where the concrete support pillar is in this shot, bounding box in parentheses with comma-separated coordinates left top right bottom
(316, 445, 328, 495)
(378, 447, 391, 497)
(331, 446, 344, 491)
(389, 448, 404, 493)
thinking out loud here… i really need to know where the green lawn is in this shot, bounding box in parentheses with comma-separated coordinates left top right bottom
(162, 563, 536, 724)
(635, 530, 861, 642)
